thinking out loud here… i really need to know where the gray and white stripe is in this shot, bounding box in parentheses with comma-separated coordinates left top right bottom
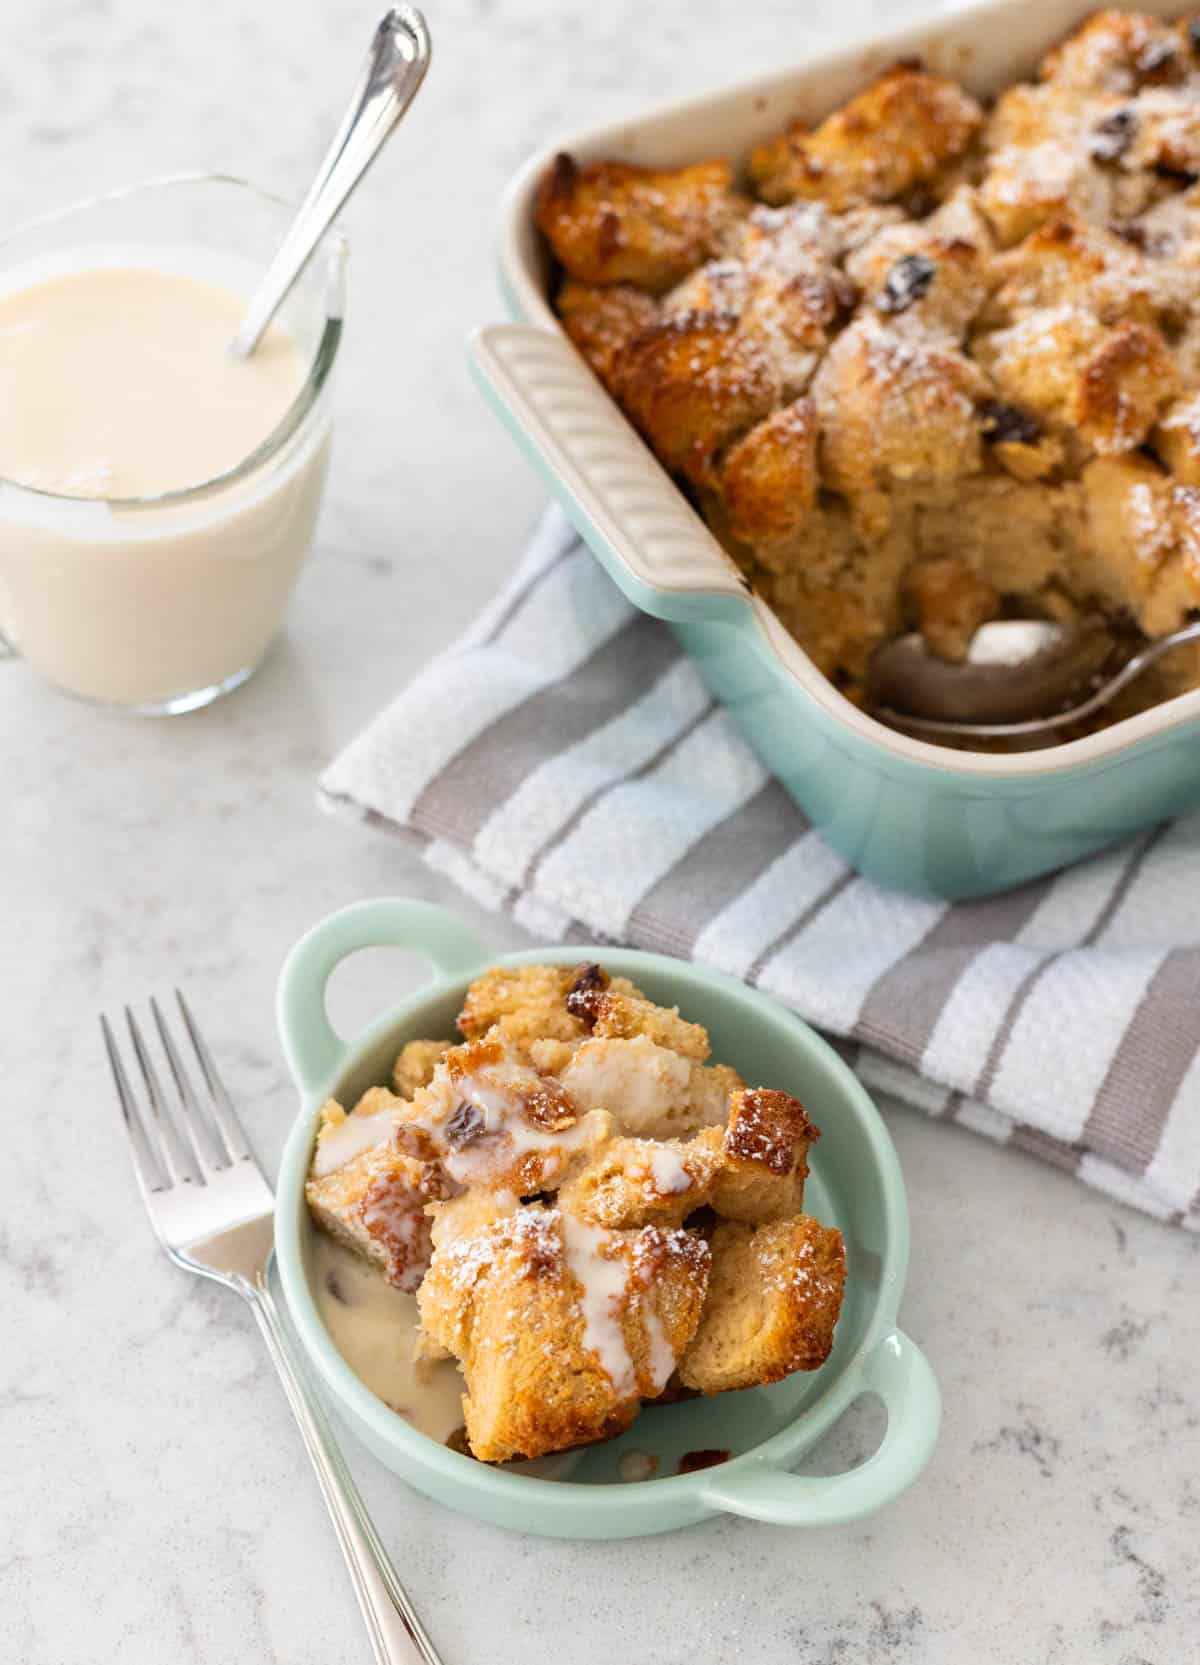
(321, 508, 1200, 1233)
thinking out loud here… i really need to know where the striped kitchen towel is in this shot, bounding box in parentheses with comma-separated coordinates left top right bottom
(322, 507, 1200, 1231)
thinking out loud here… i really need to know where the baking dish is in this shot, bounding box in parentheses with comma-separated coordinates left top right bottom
(274, 897, 939, 1539)
(469, 0, 1200, 901)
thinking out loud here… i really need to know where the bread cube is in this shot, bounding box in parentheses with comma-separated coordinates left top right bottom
(559, 1034, 740, 1141)
(749, 65, 982, 211)
(679, 1216, 845, 1393)
(418, 1207, 711, 1461)
(709, 1087, 818, 1224)
(535, 154, 744, 292)
(391, 1039, 447, 1099)
(557, 1126, 724, 1230)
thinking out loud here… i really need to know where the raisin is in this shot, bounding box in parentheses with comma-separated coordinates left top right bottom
(978, 399, 1041, 446)
(678, 1448, 732, 1474)
(566, 961, 610, 1028)
(445, 1100, 485, 1146)
(876, 253, 936, 314)
(1090, 108, 1136, 164)
(1109, 219, 1149, 251)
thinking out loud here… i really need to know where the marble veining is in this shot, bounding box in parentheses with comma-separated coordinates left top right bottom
(2, 2, 1199, 1662)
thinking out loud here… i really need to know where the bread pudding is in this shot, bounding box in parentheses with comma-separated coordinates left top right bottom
(306, 961, 844, 1464)
(535, 12, 1200, 744)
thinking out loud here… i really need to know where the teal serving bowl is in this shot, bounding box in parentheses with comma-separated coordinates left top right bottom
(274, 897, 939, 1539)
(470, 0, 1200, 902)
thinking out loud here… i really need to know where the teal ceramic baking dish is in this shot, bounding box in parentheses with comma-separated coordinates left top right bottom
(469, 0, 1200, 902)
(274, 897, 940, 1539)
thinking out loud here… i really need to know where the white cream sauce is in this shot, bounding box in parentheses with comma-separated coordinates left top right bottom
(646, 1145, 692, 1195)
(314, 1236, 464, 1440)
(0, 265, 305, 498)
(561, 1213, 638, 1398)
(312, 1107, 400, 1178)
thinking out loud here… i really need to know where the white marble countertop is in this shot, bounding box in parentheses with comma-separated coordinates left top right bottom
(3, 2, 1197, 1660)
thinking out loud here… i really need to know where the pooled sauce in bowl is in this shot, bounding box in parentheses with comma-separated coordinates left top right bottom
(314, 1235, 465, 1441)
(313, 1235, 585, 1478)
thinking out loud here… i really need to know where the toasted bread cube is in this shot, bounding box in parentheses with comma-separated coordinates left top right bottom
(709, 1087, 818, 1225)
(1074, 320, 1176, 454)
(588, 975, 713, 1060)
(613, 314, 780, 488)
(559, 1035, 739, 1140)
(457, 962, 715, 1070)
(557, 1126, 724, 1230)
(749, 65, 982, 210)
(535, 153, 743, 292)
(904, 557, 1001, 662)
(396, 1036, 613, 1196)
(1039, 10, 1185, 94)
(813, 317, 985, 502)
(1078, 452, 1175, 624)
(306, 1134, 443, 1292)
(457, 963, 581, 1050)
(1152, 393, 1200, 485)
(557, 280, 661, 389)
(679, 1216, 845, 1393)
(1145, 484, 1200, 635)
(977, 85, 1110, 248)
(418, 1207, 710, 1462)
(845, 195, 995, 338)
(716, 399, 819, 553)
(668, 205, 851, 398)
(392, 1039, 448, 1099)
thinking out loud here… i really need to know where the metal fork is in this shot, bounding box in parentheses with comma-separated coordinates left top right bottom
(101, 992, 444, 1665)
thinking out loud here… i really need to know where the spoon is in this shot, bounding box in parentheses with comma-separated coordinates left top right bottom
(231, 7, 431, 358)
(869, 616, 1200, 739)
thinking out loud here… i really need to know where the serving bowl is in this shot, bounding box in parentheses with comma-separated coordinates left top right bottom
(469, 0, 1200, 901)
(274, 897, 939, 1539)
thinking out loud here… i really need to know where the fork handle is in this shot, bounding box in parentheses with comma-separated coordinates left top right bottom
(249, 1274, 444, 1665)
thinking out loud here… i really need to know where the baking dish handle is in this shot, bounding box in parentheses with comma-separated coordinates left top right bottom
(276, 898, 489, 1099)
(697, 1329, 940, 1527)
(469, 324, 752, 625)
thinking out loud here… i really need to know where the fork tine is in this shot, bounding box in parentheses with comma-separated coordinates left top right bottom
(101, 1014, 170, 1197)
(175, 989, 255, 1163)
(125, 1006, 202, 1184)
(151, 996, 230, 1170)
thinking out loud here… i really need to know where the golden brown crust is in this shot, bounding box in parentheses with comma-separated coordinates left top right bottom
(709, 1087, 817, 1224)
(715, 399, 819, 551)
(612, 312, 780, 487)
(679, 1216, 846, 1393)
(535, 153, 743, 292)
(557, 280, 661, 386)
(904, 557, 1002, 661)
(747, 64, 983, 211)
(392, 1038, 448, 1099)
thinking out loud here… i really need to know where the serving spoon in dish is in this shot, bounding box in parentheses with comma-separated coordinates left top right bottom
(231, 7, 431, 358)
(869, 615, 1200, 740)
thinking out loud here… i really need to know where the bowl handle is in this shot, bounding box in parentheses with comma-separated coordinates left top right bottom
(276, 898, 489, 1099)
(468, 323, 750, 625)
(697, 1329, 941, 1527)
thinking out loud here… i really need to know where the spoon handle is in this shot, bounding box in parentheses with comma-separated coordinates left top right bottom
(233, 7, 431, 357)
